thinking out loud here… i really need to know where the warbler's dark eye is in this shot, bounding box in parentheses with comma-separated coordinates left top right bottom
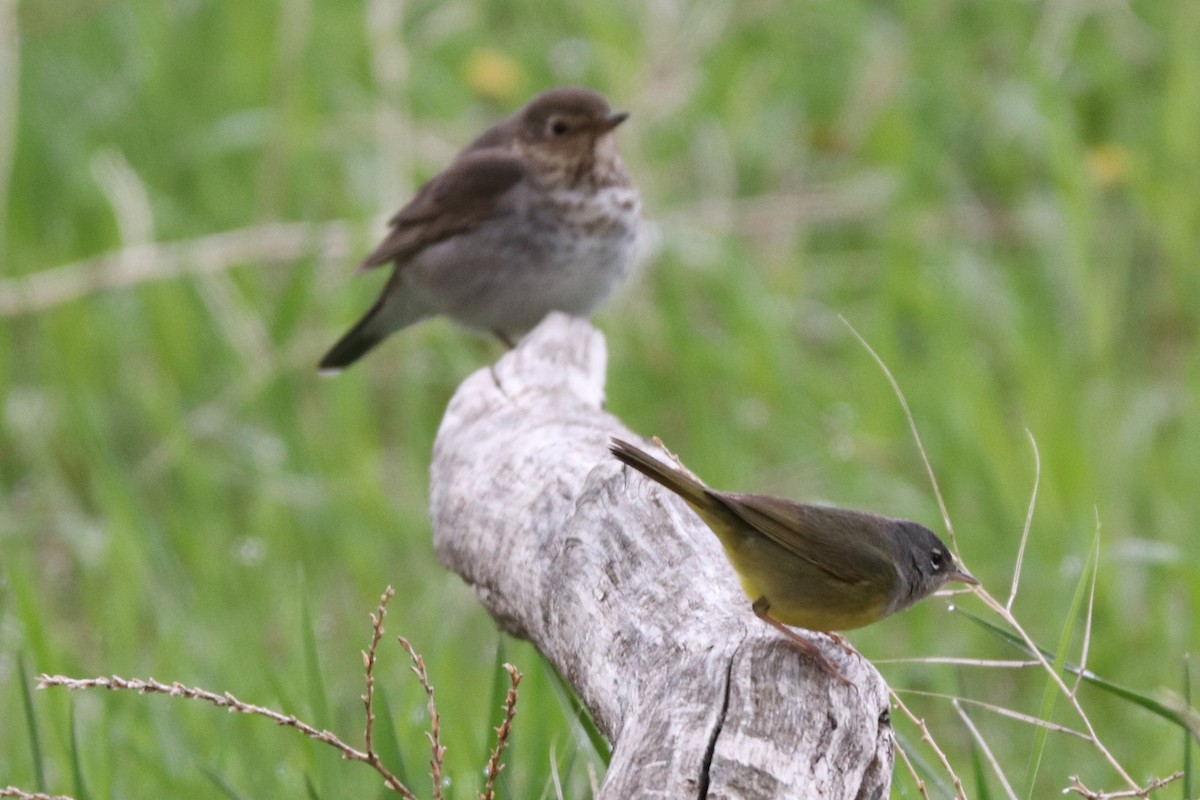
(550, 119, 569, 136)
(930, 549, 944, 570)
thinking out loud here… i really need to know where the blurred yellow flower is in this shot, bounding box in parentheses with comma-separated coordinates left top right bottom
(464, 49, 525, 104)
(1086, 143, 1130, 190)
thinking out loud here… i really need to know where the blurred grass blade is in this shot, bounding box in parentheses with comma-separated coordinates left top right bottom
(304, 773, 322, 800)
(201, 765, 248, 800)
(547, 738, 578, 800)
(955, 608, 1200, 741)
(264, 668, 299, 728)
(69, 701, 91, 800)
(894, 730, 956, 800)
(299, 576, 331, 727)
(1184, 655, 1193, 800)
(372, 683, 411, 796)
(485, 636, 507, 765)
(967, 720, 995, 800)
(543, 660, 610, 767)
(1080, 679, 1199, 742)
(1023, 529, 1096, 797)
(17, 654, 47, 791)
(960, 672, 994, 800)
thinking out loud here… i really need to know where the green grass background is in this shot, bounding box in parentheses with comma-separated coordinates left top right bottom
(2, 1, 1198, 797)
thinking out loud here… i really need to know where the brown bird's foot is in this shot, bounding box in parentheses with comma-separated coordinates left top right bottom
(493, 329, 517, 349)
(752, 599, 851, 687)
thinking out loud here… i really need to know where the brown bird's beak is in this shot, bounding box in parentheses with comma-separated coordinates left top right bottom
(598, 111, 629, 132)
(946, 569, 979, 586)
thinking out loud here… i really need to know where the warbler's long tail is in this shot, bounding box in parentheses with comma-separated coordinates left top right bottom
(609, 438, 712, 508)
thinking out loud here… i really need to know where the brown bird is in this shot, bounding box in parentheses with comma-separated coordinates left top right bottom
(319, 87, 641, 373)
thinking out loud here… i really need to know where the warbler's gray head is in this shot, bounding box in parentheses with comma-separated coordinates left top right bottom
(887, 521, 976, 613)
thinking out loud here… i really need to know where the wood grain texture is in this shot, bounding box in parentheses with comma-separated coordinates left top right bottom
(430, 313, 894, 799)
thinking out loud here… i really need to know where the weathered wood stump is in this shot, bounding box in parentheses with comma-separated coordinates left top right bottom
(430, 313, 893, 799)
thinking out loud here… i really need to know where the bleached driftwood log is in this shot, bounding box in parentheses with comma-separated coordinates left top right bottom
(430, 314, 894, 799)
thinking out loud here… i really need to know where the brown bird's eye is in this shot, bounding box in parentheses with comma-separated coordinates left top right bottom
(550, 119, 569, 136)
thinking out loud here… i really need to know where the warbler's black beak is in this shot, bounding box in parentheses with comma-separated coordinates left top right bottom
(946, 569, 979, 586)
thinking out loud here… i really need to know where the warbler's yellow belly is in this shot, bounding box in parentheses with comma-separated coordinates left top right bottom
(724, 532, 892, 632)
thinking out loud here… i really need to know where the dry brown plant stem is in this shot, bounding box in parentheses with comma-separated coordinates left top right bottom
(480, 664, 523, 800)
(398, 636, 446, 800)
(897, 689, 1088, 739)
(841, 316, 1143, 793)
(361, 586, 418, 797)
(0, 221, 356, 317)
(0, 789, 74, 800)
(36, 672, 418, 797)
(952, 699, 1018, 800)
(36, 585, 525, 799)
(888, 689, 966, 799)
(968, 586, 1136, 788)
(1063, 772, 1183, 799)
(890, 741, 932, 800)
(362, 588, 391, 765)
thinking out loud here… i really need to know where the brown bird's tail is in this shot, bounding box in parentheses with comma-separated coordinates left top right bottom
(609, 438, 711, 507)
(317, 275, 432, 374)
(317, 307, 389, 374)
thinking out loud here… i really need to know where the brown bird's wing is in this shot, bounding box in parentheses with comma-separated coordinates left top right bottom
(711, 492, 896, 587)
(359, 148, 525, 269)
